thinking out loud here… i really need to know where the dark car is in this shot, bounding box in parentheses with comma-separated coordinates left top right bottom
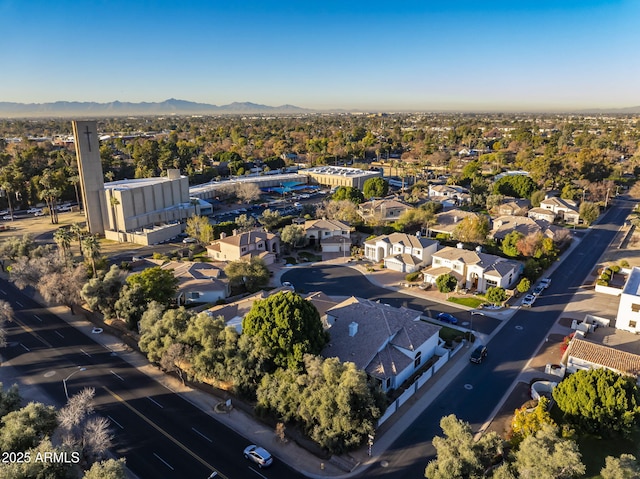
(470, 345, 488, 364)
(437, 312, 458, 324)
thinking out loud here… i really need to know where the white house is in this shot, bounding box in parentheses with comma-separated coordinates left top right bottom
(303, 218, 351, 253)
(423, 245, 521, 293)
(364, 232, 439, 273)
(539, 197, 581, 224)
(428, 184, 471, 208)
(321, 297, 442, 392)
(158, 261, 230, 304)
(616, 267, 640, 334)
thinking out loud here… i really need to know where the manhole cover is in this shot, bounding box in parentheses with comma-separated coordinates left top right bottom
(380, 461, 389, 467)
(464, 384, 473, 390)
(462, 321, 470, 326)
(91, 327, 103, 334)
(44, 371, 56, 378)
(515, 325, 524, 330)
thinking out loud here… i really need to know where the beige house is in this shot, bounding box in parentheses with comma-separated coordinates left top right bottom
(430, 209, 480, 237)
(206, 230, 280, 264)
(321, 297, 441, 392)
(428, 184, 471, 208)
(527, 207, 557, 223)
(538, 197, 581, 224)
(158, 261, 230, 304)
(303, 218, 351, 253)
(423, 246, 521, 293)
(357, 198, 411, 223)
(364, 232, 438, 273)
(494, 197, 530, 216)
(489, 216, 562, 242)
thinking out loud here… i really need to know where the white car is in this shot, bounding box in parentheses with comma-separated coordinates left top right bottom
(34, 210, 45, 217)
(522, 294, 536, 307)
(540, 278, 552, 289)
(243, 445, 273, 468)
(26, 207, 42, 214)
(182, 237, 197, 244)
(282, 281, 295, 291)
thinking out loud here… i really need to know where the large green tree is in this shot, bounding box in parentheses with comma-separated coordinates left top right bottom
(332, 186, 365, 204)
(493, 175, 537, 199)
(552, 368, 640, 438)
(242, 291, 328, 369)
(435, 273, 457, 294)
(185, 215, 214, 244)
(601, 454, 640, 479)
(362, 177, 389, 199)
(126, 266, 179, 305)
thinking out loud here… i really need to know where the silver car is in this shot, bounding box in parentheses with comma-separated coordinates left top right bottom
(243, 445, 273, 468)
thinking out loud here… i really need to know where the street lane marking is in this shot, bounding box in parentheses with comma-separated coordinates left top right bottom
(146, 396, 164, 409)
(191, 427, 213, 443)
(0, 289, 6, 295)
(249, 466, 268, 479)
(103, 386, 226, 478)
(15, 301, 23, 307)
(107, 415, 124, 430)
(55, 331, 64, 338)
(153, 452, 174, 470)
(80, 349, 91, 357)
(110, 370, 124, 381)
(34, 315, 42, 322)
(20, 343, 30, 352)
(11, 316, 53, 348)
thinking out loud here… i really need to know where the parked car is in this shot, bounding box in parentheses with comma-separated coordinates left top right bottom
(470, 345, 488, 364)
(437, 312, 458, 324)
(26, 207, 42, 214)
(182, 237, 197, 244)
(34, 210, 45, 216)
(532, 285, 545, 296)
(540, 278, 552, 289)
(282, 281, 295, 291)
(243, 445, 273, 468)
(2, 215, 12, 220)
(522, 294, 536, 307)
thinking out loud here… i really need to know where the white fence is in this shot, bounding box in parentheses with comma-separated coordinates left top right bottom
(377, 341, 465, 427)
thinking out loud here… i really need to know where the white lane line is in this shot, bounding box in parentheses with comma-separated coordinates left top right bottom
(34, 315, 43, 322)
(20, 343, 30, 352)
(54, 331, 64, 338)
(107, 415, 124, 430)
(15, 301, 23, 307)
(153, 453, 174, 470)
(80, 349, 91, 357)
(110, 370, 124, 381)
(249, 466, 268, 479)
(146, 396, 164, 409)
(191, 427, 213, 443)
(0, 289, 6, 295)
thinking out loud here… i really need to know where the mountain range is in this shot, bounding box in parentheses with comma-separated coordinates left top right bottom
(0, 99, 311, 118)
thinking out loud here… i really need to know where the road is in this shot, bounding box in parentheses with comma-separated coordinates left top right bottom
(0, 281, 306, 479)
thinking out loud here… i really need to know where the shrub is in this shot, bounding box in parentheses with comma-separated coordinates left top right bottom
(405, 271, 422, 282)
(620, 260, 630, 268)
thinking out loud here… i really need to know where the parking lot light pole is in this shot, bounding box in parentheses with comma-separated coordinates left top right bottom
(63, 367, 87, 400)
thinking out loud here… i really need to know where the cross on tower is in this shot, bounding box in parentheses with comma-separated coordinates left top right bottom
(84, 125, 92, 152)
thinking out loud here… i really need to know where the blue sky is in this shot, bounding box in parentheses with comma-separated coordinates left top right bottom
(1, 0, 639, 111)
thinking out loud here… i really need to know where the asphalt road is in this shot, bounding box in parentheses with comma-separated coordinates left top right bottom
(0, 281, 306, 479)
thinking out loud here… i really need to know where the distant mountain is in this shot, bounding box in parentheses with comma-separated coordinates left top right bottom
(575, 106, 640, 114)
(0, 99, 311, 118)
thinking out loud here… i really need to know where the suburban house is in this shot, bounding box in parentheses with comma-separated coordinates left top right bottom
(206, 230, 280, 265)
(423, 245, 521, 293)
(427, 184, 471, 208)
(616, 267, 640, 334)
(566, 338, 640, 383)
(159, 261, 230, 304)
(430, 209, 481, 237)
(489, 216, 562, 242)
(357, 198, 411, 223)
(364, 232, 439, 273)
(527, 207, 557, 223)
(321, 297, 442, 392)
(303, 218, 351, 253)
(537, 197, 580, 224)
(494, 197, 530, 216)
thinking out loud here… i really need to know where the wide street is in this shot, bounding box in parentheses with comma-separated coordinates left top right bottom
(0, 279, 306, 479)
(282, 198, 634, 478)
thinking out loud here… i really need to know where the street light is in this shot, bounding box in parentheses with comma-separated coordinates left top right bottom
(63, 367, 87, 400)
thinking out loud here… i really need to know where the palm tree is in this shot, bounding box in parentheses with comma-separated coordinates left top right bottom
(82, 234, 101, 277)
(70, 223, 85, 256)
(69, 175, 82, 211)
(110, 196, 121, 242)
(53, 228, 73, 260)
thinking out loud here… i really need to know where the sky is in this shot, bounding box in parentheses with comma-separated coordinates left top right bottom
(1, 0, 639, 112)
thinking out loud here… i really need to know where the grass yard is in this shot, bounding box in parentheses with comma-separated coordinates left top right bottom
(576, 430, 640, 478)
(448, 296, 485, 308)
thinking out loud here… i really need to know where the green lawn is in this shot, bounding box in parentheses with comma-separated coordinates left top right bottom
(448, 296, 485, 308)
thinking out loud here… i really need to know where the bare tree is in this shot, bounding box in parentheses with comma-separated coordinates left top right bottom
(160, 343, 190, 385)
(0, 300, 14, 347)
(82, 416, 114, 462)
(236, 182, 261, 203)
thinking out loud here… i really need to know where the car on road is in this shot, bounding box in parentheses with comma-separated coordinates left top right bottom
(522, 294, 536, 307)
(282, 281, 295, 291)
(540, 278, 552, 289)
(26, 207, 42, 214)
(182, 237, 197, 244)
(243, 445, 273, 468)
(34, 210, 45, 216)
(2, 215, 12, 220)
(437, 312, 458, 324)
(532, 285, 545, 296)
(470, 310, 485, 316)
(470, 345, 488, 364)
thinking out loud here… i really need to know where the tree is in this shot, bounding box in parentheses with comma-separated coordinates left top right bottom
(185, 215, 214, 244)
(530, 190, 546, 207)
(258, 208, 282, 231)
(509, 396, 555, 446)
(436, 273, 457, 294)
(83, 458, 127, 479)
(486, 287, 506, 305)
(601, 454, 640, 479)
(38, 262, 86, 312)
(280, 224, 305, 250)
(243, 291, 328, 369)
(516, 278, 531, 294)
(126, 266, 179, 305)
(362, 177, 389, 199)
(453, 215, 489, 244)
(493, 175, 537, 199)
(53, 227, 73, 260)
(501, 231, 523, 257)
(0, 383, 21, 418)
(224, 256, 270, 293)
(234, 213, 256, 232)
(332, 186, 365, 204)
(425, 414, 503, 479)
(113, 283, 148, 330)
(512, 424, 585, 479)
(139, 304, 189, 363)
(81, 265, 127, 319)
(580, 201, 600, 226)
(0, 402, 58, 451)
(552, 368, 640, 438)
(160, 343, 190, 385)
(82, 234, 102, 277)
(315, 199, 362, 225)
(236, 182, 261, 203)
